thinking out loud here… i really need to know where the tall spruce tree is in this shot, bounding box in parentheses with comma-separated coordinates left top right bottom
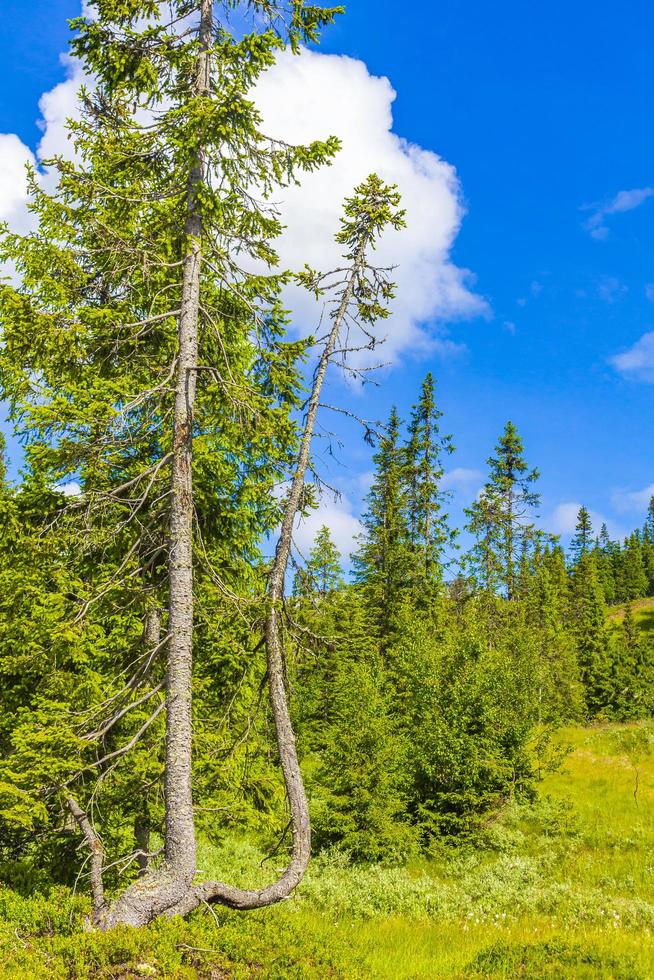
(570, 506, 593, 563)
(404, 373, 454, 604)
(644, 496, 654, 543)
(526, 549, 582, 721)
(617, 534, 649, 601)
(0, 0, 345, 928)
(353, 406, 413, 637)
(594, 523, 618, 604)
(465, 421, 540, 599)
(569, 554, 611, 716)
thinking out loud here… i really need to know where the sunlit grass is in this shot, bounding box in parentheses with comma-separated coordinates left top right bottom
(608, 596, 654, 635)
(3, 722, 654, 976)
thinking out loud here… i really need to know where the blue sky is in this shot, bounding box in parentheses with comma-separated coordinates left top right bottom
(1, 0, 653, 559)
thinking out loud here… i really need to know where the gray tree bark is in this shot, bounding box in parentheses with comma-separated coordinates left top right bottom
(96, 0, 212, 929)
(163, 249, 365, 918)
(67, 796, 106, 918)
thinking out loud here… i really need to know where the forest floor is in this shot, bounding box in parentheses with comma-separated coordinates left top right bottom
(3, 722, 654, 977)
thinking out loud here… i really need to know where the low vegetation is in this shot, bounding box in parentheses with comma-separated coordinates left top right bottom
(0, 721, 652, 977)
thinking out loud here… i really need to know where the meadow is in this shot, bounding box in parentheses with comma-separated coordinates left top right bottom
(1, 719, 653, 978)
(608, 597, 654, 637)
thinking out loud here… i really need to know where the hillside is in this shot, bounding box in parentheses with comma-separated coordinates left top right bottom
(608, 597, 654, 636)
(2, 722, 654, 978)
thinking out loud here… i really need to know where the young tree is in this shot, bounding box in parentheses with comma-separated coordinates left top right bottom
(465, 421, 540, 599)
(570, 506, 593, 563)
(293, 525, 343, 596)
(404, 372, 455, 603)
(353, 406, 413, 637)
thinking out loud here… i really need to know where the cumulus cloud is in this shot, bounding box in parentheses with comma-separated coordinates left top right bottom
(612, 483, 654, 514)
(37, 57, 85, 163)
(1, 35, 485, 366)
(609, 331, 654, 382)
(442, 467, 483, 500)
(0, 56, 84, 247)
(546, 502, 622, 540)
(0, 134, 36, 233)
(293, 492, 362, 561)
(583, 187, 654, 240)
(253, 48, 487, 361)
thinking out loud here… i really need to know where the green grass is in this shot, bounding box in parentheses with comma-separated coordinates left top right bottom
(3, 723, 654, 976)
(608, 596, 654, 635)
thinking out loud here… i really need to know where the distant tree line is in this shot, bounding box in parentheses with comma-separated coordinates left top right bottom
(288, 376, 654, 859)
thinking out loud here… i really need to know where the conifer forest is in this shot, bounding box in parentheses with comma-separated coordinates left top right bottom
(1, 1, 654, 977)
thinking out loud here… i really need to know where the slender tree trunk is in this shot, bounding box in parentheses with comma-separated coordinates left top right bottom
(134, 810, 151, 877)
(135, 607, 159, 876)
(96, 0, 213, 929)
(163, 247, 366, 918)
(67, 796, 106, 918)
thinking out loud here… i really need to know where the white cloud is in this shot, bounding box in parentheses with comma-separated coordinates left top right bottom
(1, 37, 485, 367)
(546, 501, 623, 540)
(609, 331, 654, 382)
(612, 483, 654, 514)
(56, 481, 82, 497)
(0, 135, 36, 233)
(597, 276, 627, 304)
(442, 467, 483, 499)
(254, 48, 488, 362)
(548, 502, 586, 536)
(37, 57, 85, 163)
(645, 283, 654, 302)
(293, 492, 362, 560)
(583, 187, 654, 240)
(0, 56, 85, 248)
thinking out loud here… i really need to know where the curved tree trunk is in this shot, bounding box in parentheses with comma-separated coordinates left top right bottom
(163, 254, 364, 918)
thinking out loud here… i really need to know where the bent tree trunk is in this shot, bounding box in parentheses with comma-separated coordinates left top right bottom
(96, 0, 212, 931)
(162, 249, 364, 918)
(85, 169, 394, 927)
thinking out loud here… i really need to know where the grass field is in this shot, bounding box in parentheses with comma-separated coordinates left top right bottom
(3, 720, 654, 977)
(608, 596, 654, 636)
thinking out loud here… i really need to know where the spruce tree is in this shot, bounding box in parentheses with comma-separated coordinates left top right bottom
(642, 535, 654, 596)
(570, 506, 593, 563)
(618, 534, 649, 601)
(404, 373, 455, 602)
(526, 549, 582, 721)
(607, 603, 654, 719)
(294, 525, 343, 596)
(594, 523, 618, 604)
(569, 554, 611, 715)
(465, 421, 540, 599)
(0, 0, 343, 928)
(644, 496, 654, 544)
(354, 406, 413, 637)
